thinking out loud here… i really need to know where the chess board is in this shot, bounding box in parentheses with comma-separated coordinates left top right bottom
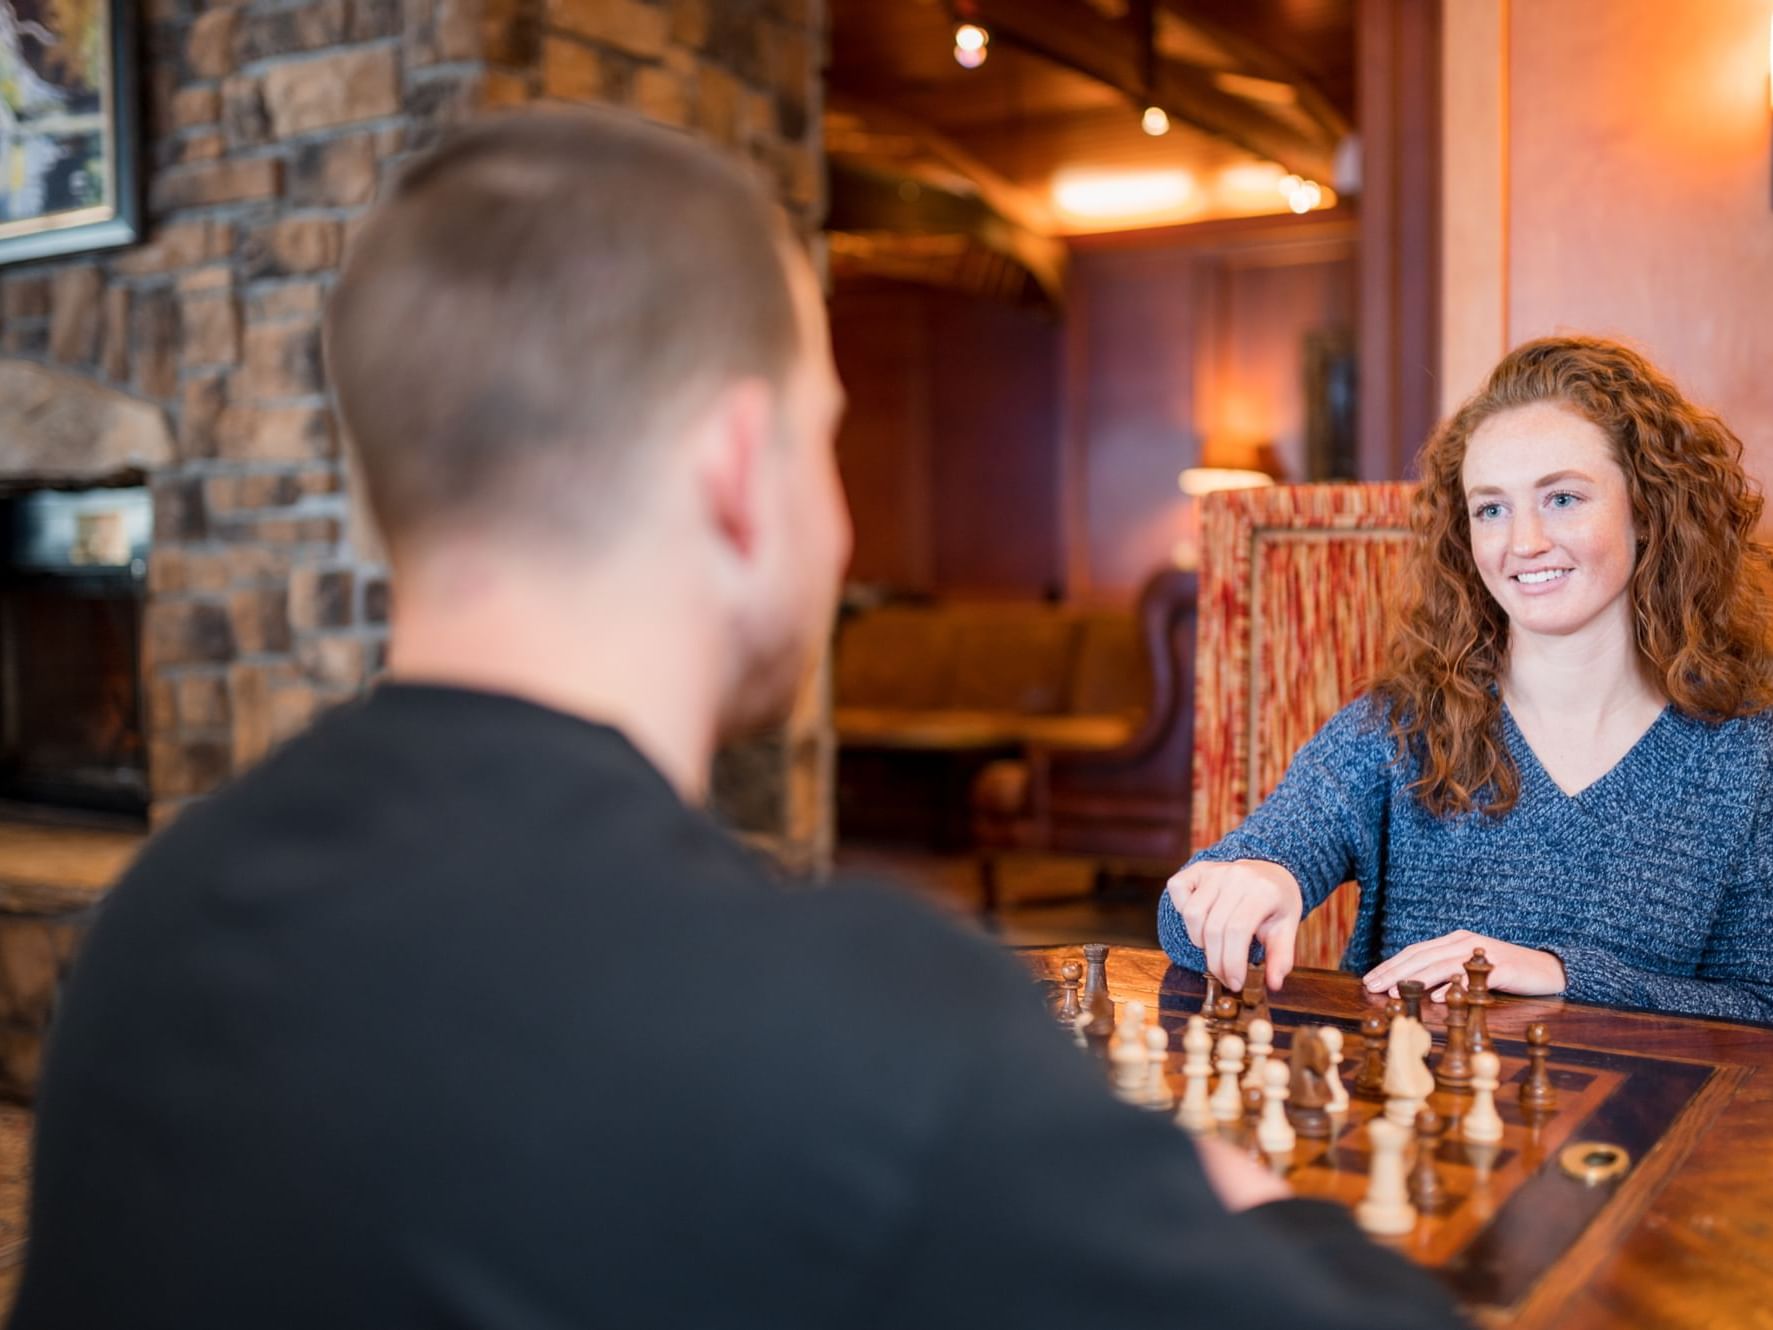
(1035, 957, 1740, 1329)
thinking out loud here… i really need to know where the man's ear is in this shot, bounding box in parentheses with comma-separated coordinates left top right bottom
(697, 377, 774, 561)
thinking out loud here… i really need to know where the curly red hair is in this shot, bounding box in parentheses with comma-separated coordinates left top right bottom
(1372, 335, 1773, 817)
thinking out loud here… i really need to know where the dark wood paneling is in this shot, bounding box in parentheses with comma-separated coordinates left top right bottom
(831, 281, 1062, 597)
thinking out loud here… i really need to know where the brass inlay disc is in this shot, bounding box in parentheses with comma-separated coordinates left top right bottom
(1558, 1140, 1631, 1185)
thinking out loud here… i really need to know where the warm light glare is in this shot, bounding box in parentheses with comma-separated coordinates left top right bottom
(1178, 467, 1276, 497)
(1279, 175, 1325, 214)
(1053, 169, 1194, 219)
(1141, 106, 1171, 136)
(953, 22, 989, 68)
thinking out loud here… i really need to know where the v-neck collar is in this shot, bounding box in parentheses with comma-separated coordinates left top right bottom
(1499, 701, 1689, 814)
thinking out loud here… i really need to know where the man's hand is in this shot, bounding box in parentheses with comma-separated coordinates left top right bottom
(1362, 930, 1567, 1001)
(1166, 859, 1303, 993)
(1192, 1135, 1292, 1211)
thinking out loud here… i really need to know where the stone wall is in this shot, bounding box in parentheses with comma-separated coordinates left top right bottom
(0, 0, 828, 864)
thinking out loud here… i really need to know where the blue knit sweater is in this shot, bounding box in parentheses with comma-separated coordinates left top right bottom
(1158, 698, 1773, 1024)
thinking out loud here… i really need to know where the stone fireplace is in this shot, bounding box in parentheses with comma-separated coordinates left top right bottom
(0, 0, 831, 1100)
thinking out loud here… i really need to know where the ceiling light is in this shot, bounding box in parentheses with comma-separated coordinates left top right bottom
(1141, 106, 1170, 136)
(954, 23, 989, 67)
(1053, 169, 1194, 220)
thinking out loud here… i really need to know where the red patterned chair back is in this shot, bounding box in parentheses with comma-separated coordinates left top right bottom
(1191, 483, 1417, 969)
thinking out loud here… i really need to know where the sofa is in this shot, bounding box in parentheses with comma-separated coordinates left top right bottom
(834, 597, 1149, 845)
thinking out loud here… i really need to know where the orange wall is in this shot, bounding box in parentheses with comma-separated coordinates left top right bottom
(1069, 220, 1357, 594)
(1443, 1, 1773, 485)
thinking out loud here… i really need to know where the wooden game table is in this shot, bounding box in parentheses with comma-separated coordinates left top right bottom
(1020, 945, 1773, 1330)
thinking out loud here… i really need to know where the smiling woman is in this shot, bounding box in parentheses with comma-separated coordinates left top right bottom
(1158, 336, 1773, 1025)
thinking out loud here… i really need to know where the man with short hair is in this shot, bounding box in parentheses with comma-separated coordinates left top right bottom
(12, 111, 1461, 1329)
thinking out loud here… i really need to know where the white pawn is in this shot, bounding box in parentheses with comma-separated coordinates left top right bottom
(1257, 1059, 1296, 1154)
(1356, 1116, 1418, 1236)
(1175, 1016, 1215, 1135)
(1116, 1000, 1148, 1049)
(1321, 1025, 1350, 1114)
(1112, 1032, 1149, 1104)
(1241, 1017, 1274, 1090)
(1143, 1025, 1174, 1110)
(1209, 1033, 1247, 1123)
(1462, 1049, 1505, 1144)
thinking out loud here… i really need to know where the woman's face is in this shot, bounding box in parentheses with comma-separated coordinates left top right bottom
(1460, 401, 1639, 649)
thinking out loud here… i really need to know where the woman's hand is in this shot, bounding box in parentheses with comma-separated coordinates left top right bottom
(1362, 930, 1567, 1000)
(1166, 859, 1303, 993)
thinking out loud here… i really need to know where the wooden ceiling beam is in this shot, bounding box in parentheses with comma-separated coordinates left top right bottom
(1164, 8, 1351, 140)
(961, 0, 1339, 181)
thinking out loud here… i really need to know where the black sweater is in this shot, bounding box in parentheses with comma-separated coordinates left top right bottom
(12, 685, 1465, 1329)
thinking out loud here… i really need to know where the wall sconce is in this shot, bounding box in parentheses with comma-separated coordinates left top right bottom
(1173, 439, 1282, 568)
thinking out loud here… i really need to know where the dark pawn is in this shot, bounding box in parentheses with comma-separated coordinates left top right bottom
(1398, 979, 1426, 1023)
(1201, 972, 1223, 1024)
(1464, 949, 1495, 1057)
(1353, 1008, 1389, 1100)
(1241, 1080, 1266, 1122)
(1410, 1108, 1446, 1211)
(1519, 1022, 1560, 1114)
(1435, 982, 1474, 1093)
(1213, 994, 1242, 1037)
(1055, 962, 1083, 1029)
(1287, 1027, 1333, 1138)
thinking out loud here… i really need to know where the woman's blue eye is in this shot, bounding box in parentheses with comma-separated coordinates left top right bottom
(1474, 503, 1503, 520)
(1547, 491, 1581, 509)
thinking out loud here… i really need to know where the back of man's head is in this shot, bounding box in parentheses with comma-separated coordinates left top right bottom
(325, 109, 801, 555)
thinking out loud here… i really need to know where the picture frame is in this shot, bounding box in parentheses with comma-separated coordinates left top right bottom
(0, 0, 140, 267)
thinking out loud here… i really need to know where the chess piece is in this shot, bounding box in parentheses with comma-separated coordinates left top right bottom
(1286, 1026, 1333, 1138)
(1321, 1025, 1350, 1114)
(1112, 1031, 1149, 1103)
(1519, 1022, 1559, 1115)
(1212, 994, 1241, 1037)
(1143, 1025, 1174, 1111)
(1356, 1116, 1417, 1236)
(1462, 1050, 1504, 1143)
(1465, 949, 1495, 1058)
(1115, 1000, 1147, 1045)
(1353, 1008, 1389, 1100)
(1054, 962, 1083, 1029)
(1383, 1015, 1435, 1127)
(1082, 943, 1109, 1000)
(1257, 1060, 1296, 1154)
(1175, 1016, 1215, 1134)
(1242, 1080, 1266, 1122)
(1242, 971, 1271, 1031)
(1410, 1108, 1445, 1211)
(1398, 979, 1426, 1023)
(1210, 1033, 1247, 1123)
(1201, 972, 1223, 1025)
(1242, 1018, 1274, 1090)
(1435, 982, 1474, 1092)
(1082, 970, 1117, 1065)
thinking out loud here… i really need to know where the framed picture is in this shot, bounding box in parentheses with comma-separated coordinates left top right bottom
(0, 0, 140, 266)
